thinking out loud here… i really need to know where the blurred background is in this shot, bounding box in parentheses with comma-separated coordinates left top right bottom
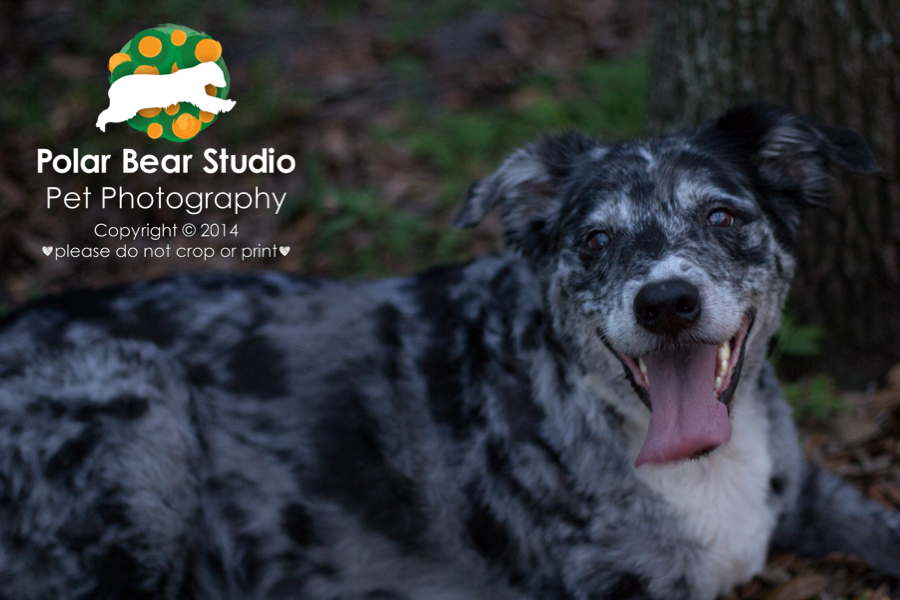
(2, 1, 900, 598)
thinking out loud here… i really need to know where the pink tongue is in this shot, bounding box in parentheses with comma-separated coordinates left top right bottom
(635, 344, 732, 467)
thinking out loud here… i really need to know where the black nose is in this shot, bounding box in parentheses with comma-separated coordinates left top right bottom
(633, 278, 701, 336)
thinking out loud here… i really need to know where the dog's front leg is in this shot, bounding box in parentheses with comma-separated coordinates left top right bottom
(771, 462, 900, 575)
(195, 95, 236, 114)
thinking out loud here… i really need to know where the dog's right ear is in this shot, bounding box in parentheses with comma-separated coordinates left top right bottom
(700, 104, 879, 241)
(453, 132, 599, 252)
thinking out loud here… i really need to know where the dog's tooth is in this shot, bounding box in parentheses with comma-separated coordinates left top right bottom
(719, 359, 728, 376)
(714, 375, 723, 390)
(637, 358, 649, 387)
(717, 342, 730, 362)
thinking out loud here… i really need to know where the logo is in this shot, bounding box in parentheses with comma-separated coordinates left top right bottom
(97, 24, 235, 142)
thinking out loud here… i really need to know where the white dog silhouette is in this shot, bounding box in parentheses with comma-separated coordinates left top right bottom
(96, 61, 236, 132)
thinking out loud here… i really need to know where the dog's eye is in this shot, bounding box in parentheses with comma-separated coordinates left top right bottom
(707, 209, 734, 228)
(585, 230, 611, 251)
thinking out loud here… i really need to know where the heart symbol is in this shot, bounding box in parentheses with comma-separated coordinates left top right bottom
(279, 246, 290, 256)
(42, 246, 52, 256)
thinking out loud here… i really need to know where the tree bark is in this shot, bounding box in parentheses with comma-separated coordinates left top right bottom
(647, 0, 900, 387)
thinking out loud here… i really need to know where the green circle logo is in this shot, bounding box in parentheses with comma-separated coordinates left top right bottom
(106, 24, 231, 142)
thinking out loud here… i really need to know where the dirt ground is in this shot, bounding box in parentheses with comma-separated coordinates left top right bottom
(2, 1, 899, 597)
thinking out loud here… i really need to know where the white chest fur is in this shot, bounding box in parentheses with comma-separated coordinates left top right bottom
(598, 378, 777, 599)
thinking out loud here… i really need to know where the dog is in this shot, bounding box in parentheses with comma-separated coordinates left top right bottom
(1, 104, 897, 600)
(96, 61, 236, 132)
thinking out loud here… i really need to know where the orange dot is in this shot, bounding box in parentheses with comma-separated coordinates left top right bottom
(171, 63, 179, 73)
(138, 107, 161, 118)
(172, 113, 201, 139)
(171, 30, 187, 46)
(195, 39, 222, 63)
(134, 64, 159, 75)
(199, 110, 214, 123)
(164, 103, 180, 115)
(174, 113, 193, 131)
(138, 36, 162, 58)
(205, 84, 218, 97)
(108, 52, 131, 72)
(147, 123, 163, 139)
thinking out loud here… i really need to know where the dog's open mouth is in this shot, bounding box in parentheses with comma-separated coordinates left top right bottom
(614, 311, 755, 467)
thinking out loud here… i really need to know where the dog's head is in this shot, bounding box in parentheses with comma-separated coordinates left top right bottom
(455, 104, 877, 466)
(195, 61, 227, 88)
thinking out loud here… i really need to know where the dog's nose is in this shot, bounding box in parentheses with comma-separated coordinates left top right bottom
(633, 278, 701, 336)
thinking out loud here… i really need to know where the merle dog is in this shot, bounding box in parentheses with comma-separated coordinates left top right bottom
(0, 104, 897, 600)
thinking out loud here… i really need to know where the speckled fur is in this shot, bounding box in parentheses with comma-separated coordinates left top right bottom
(0, 105, 895, 599)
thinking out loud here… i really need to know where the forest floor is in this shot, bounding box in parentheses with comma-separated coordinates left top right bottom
(2, 1, 899, 598)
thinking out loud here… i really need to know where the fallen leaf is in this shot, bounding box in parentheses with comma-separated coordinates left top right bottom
(868, 483, 896, 509)
(875, 482, 900, 507)
(832, 414, 881, 446)
(866, 388, 900, 415)
(871, 583, 891, 600)
(756, 564, 792, 586)
(885, 362, 900, 389)
(765, 574, 830, 600)
(819, 551, 867, 568)
(767, 552, 798, 570)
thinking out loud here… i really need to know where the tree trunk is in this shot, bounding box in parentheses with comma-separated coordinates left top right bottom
(646, 0, 900, 388)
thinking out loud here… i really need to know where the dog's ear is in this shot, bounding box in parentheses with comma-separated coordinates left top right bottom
(701, 103, 879, 239)
(454, 132, 599, 253)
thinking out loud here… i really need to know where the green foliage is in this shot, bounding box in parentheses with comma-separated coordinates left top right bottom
(772, 313, 848, 423)
(383, 0, 520, 44)
(284, 156, 467, 276)
(379, 54, 648, 202)
(293, 53, 648, 275)
(324, 0, 368, 21)
(0, 75, 62, 142)
(387, 56, 429, 89)
(312, 188, 466, 276)
(79, 0, 248, 43)
(771, 313, 823, 365)
(782, 376, 849, 423)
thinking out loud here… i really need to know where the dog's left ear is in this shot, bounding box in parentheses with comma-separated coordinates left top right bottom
(700, 103, 879, 238)
(454, 132, 599, 254)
